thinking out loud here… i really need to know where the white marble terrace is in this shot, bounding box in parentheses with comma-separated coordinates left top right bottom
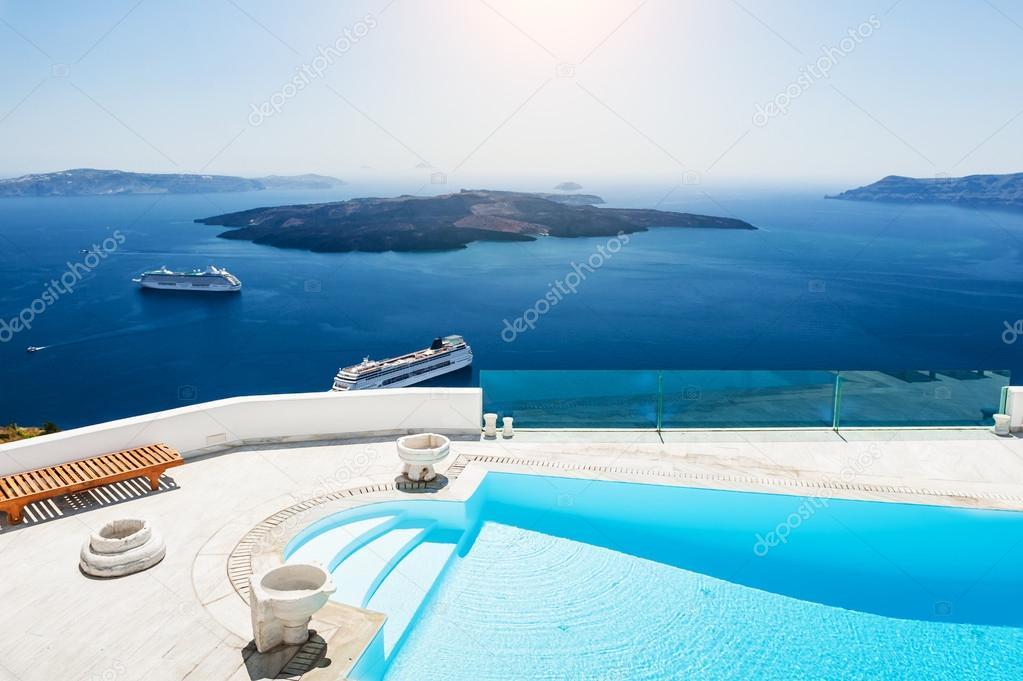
(2, 388, 1023, 680)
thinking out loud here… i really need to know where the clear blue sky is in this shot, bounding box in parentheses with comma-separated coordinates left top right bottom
(1, 0, 1021, 185)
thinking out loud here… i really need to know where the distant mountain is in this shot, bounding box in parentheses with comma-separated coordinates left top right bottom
(536, 192, 604, 206)
(828, 173, 1023, 210)
(554, 181, 583, 191)
(254, 174, 346, 190)
(196, 189, 755, 253)
(0, 169, 345, 197)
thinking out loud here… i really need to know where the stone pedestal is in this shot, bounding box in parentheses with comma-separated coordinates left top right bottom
(396, 432, 450, 482)
(994, 413, 1011, 436)
(250, 563, 336, 653)
(483, 413, 498, 438)
(80, 519, 165, 578)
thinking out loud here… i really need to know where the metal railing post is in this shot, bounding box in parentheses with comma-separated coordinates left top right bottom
(656, 370, 663, 432)
(832, 372, 843, 431)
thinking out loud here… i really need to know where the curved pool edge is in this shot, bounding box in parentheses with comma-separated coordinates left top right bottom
(218, 451, 1023, 681)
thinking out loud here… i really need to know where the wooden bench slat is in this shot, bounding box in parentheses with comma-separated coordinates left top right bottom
(21, 471, 46, 493)
(119, 450, 148, 469)
(30, 470, 59, 491)
(40, 468, 66, 488)
(149, 445, 173, 462)
(136, 447, 163, 470)
(154, 444, 177, 460)
(125, 449, 155, 468)
(115, 451, 141, 467)
(66, 461, 92, 484)
(7, 478, 24, 497)
(89, 458, 122, 480)
(76, 460, 102, 481)
(93, 456, 122, 476)
(8, 475, 29, 495)
(0, 477, 18, 501)
(97, 454, 127, 474)
(49, 468, 73, 486)
(16, 475, 36, 495)
(13, 474, 40, 495)
(126, 448, 156, 466)
(66, 464, 91, 484)
(0, 443, 183, 525)
(50, 465, 80, 486)
(102, 454, 130, 475)
(135, 446, 164, 465)
(76, 458, 106, 479)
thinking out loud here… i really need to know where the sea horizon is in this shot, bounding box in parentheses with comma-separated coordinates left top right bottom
(2, 181, 1021, 429)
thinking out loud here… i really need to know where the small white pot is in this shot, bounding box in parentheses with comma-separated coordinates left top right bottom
(502, 416, 514, 438)
(483, 413, 498, 438)
(993, 413, 1011, 436)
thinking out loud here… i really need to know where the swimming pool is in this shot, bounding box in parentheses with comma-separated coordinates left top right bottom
(284, 472, 1023, 680)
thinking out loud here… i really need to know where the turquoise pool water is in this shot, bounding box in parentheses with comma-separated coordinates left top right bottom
(284, 473, 1023, 680)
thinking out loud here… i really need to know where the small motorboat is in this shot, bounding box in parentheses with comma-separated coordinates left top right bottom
(26, 346, 42, 353)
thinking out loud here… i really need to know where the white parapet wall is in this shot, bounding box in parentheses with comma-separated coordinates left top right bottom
(0, 388, 483, 476)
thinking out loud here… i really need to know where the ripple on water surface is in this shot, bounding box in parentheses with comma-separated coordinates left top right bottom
(380, 521, 1022, 681)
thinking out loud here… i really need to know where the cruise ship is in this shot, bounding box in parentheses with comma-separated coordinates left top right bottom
(133, 265, 242, 292)
(331, 335, 472, 391)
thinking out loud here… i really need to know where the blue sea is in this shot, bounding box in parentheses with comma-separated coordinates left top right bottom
(1, 181, 1022, 428)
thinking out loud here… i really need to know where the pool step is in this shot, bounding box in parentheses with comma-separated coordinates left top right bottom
(361, 523, 438, 608)
(287, 515, 396, 569)
(365, 528, 460, 657)
(288, 513, 464, 677)
(332, 527, 425, 606)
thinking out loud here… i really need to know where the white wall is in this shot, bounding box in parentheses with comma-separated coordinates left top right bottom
(0, 389, 482, 476)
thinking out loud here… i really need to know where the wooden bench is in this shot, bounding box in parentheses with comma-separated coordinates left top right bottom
(0, 443, 183, 525)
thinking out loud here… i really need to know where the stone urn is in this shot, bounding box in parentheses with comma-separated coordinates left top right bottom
(994, 413, 1011, 436)
(396, 432, 450, 482)
(482, 413, 498, 438)
(250, 563, 336, 652)
(80, 519, 165, 578)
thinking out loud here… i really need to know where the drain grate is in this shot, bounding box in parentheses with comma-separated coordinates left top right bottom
(460, 453, 1023, 505)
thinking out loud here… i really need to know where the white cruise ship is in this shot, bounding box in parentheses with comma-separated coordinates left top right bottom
(332, 336, 473, 391)
(133, 265, 241, 292)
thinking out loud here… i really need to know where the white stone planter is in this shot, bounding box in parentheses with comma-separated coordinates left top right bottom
(994, 413, 1011, 436)
(502, 416, 514, 438)
(250, 563, 336, 653)
(483, 413, 498, 438)
(396, 432, 450, 482)
(80, 519, 165, 578)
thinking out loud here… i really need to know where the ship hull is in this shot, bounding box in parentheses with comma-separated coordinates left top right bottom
(332, 348, 472, 391)
(137, 280, 241, 292)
